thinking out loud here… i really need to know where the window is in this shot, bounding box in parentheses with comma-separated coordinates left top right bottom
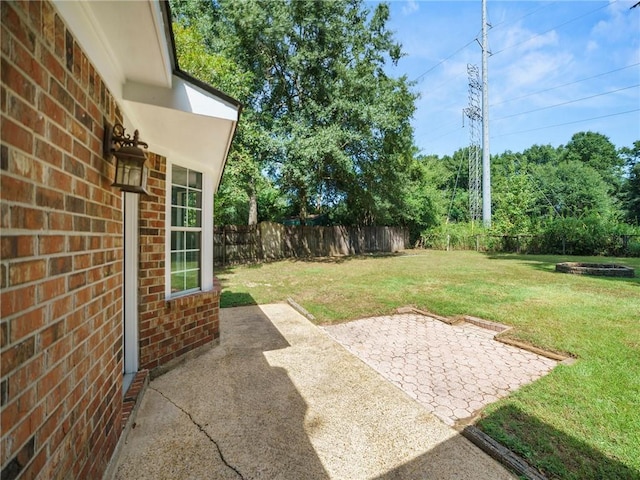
(170, 165, 203, 294)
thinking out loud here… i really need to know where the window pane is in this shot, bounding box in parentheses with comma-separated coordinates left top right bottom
(172, 206, 186, 227)
(171, 252, 185, 272)
(189, 170, 202, 189)
(186, 209, 201, 228)
(186, 232, 200, 250)
(171, 273, 184, 293)
(188, 191, 202, 209)
(185, 269, 200, 290)
(173, 165, 188, 187)
(186, 250, 200, 267)
(171, 231, 184, 251)
(172, 186, 187, 207)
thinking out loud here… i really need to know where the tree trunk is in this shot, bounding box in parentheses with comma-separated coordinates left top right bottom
(299, 190, 307, 225)
(248, 180, 258, 225)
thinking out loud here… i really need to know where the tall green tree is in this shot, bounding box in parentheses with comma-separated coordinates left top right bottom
(532, 160, 615, 219)
(522, 144, 562, 165)
(491, 152, 538, 234)
(391, 155, 448, 241)
(171, 5, 274, 225)
(439, 148, 470, 223)
(212, 0, 416, 224)
(620, 140, 640, 223)
(563, 131, 624, 194)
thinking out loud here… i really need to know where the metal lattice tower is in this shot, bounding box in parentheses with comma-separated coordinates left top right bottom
(464, 64, 482, 223)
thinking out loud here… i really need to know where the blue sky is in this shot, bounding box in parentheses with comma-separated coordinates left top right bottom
(375, 0, 640, 157)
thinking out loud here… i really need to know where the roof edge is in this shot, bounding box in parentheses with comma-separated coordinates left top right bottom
(160, 0, 243, 111)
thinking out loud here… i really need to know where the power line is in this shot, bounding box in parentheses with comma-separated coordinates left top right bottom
(492, 108, 640, 138)
(424, 118, 460, 136)
(420, 71, 467, 97)
(491, 63, 640, 107)
(489, 2, 557, 31)
(493, 84, 640, 122)
(423, 125, 464, 143)
(492, 1, 614, 56)
(413, 0, 556, 82)
(413, 37, 478, 82)
(412, 1, 558, 83)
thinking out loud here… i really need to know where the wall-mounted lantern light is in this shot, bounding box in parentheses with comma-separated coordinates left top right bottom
(104, 122, 149, 195)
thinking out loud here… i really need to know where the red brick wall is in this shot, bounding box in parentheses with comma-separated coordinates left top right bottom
(1, 2, 124, 478)
(138, 154, 221, 373)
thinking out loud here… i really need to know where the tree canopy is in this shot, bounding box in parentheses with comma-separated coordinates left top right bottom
(170, 1, 639, 248)
(171, 0, 417, 226)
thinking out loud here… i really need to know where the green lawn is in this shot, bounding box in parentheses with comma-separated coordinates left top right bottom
(217, 250, 640, 479)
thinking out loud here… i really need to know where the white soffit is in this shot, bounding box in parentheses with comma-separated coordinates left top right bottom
(54, 1, 240, 182)
(123, 97, 236, 190)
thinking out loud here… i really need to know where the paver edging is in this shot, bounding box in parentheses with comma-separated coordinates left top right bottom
(396, 306, 462, 325)
(287, 297, 316, 321)
(464, 315, 511, 333)
(463, 426, 549, 480)
(493, 336, 573, 363)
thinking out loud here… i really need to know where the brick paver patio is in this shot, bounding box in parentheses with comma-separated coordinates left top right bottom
(322, 314, 557, 426)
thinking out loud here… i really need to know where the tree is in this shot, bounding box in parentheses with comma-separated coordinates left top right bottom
(439, 148, 470, 223)
(171, 3, 278, 225)
(563, 131, 624, 194)
(620, 140, 640, 223)
(522, 144, 562, 165)
(212, 0, 416, 224)
(491, 152, 538, 234)
(391, 155, 448, 241)
(532, 160, 615, 219)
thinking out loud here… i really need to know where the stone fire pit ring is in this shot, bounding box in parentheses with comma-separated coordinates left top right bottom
(555, 262, 635, 278)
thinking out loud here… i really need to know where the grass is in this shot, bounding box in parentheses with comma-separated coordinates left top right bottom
(217, 250, 640, 479)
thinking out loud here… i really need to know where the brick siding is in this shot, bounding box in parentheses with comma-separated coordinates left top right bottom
(1, 2, 123, 478)
(138, 154, 221, 374)
(1, 2, 224, 478)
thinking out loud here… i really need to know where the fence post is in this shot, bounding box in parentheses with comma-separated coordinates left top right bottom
(446, 234, 450, 251)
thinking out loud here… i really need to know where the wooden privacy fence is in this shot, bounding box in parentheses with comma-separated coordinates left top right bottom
(214, 222, 408, 266)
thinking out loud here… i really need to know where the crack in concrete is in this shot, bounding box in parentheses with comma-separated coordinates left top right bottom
(150, 387, 245, 480)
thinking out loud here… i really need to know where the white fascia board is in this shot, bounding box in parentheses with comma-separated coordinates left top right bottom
(148, 1, 174, 86)
(123, 77, 240, 122)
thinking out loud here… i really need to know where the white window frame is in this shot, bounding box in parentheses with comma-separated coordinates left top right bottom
(165, 159, 214, 298)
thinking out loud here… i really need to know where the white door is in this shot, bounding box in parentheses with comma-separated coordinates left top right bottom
(123, 192, 139, 394)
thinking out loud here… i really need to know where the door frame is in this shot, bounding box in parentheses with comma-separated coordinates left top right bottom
(123, 192, 139, 393)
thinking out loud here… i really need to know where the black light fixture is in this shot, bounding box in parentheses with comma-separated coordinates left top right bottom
(104, 122, 149, 194)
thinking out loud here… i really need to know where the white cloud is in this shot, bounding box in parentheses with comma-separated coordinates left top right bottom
(493, 23, 559, 55)
(384, 0, 640, 156)
(586, 40, 599, 53)
(591, 0, 640, 42)
(401, 0, 419, 16)
(502, 51, 574, 88)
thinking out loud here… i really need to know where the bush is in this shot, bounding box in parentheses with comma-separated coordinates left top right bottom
(539, 215, 640, 256)
(417, 222, 485, 250)
(417, 219, 640, 256)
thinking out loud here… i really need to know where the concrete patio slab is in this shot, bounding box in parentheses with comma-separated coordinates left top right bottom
(322, 314, 558, 426)
(111, 304, 515, 480)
